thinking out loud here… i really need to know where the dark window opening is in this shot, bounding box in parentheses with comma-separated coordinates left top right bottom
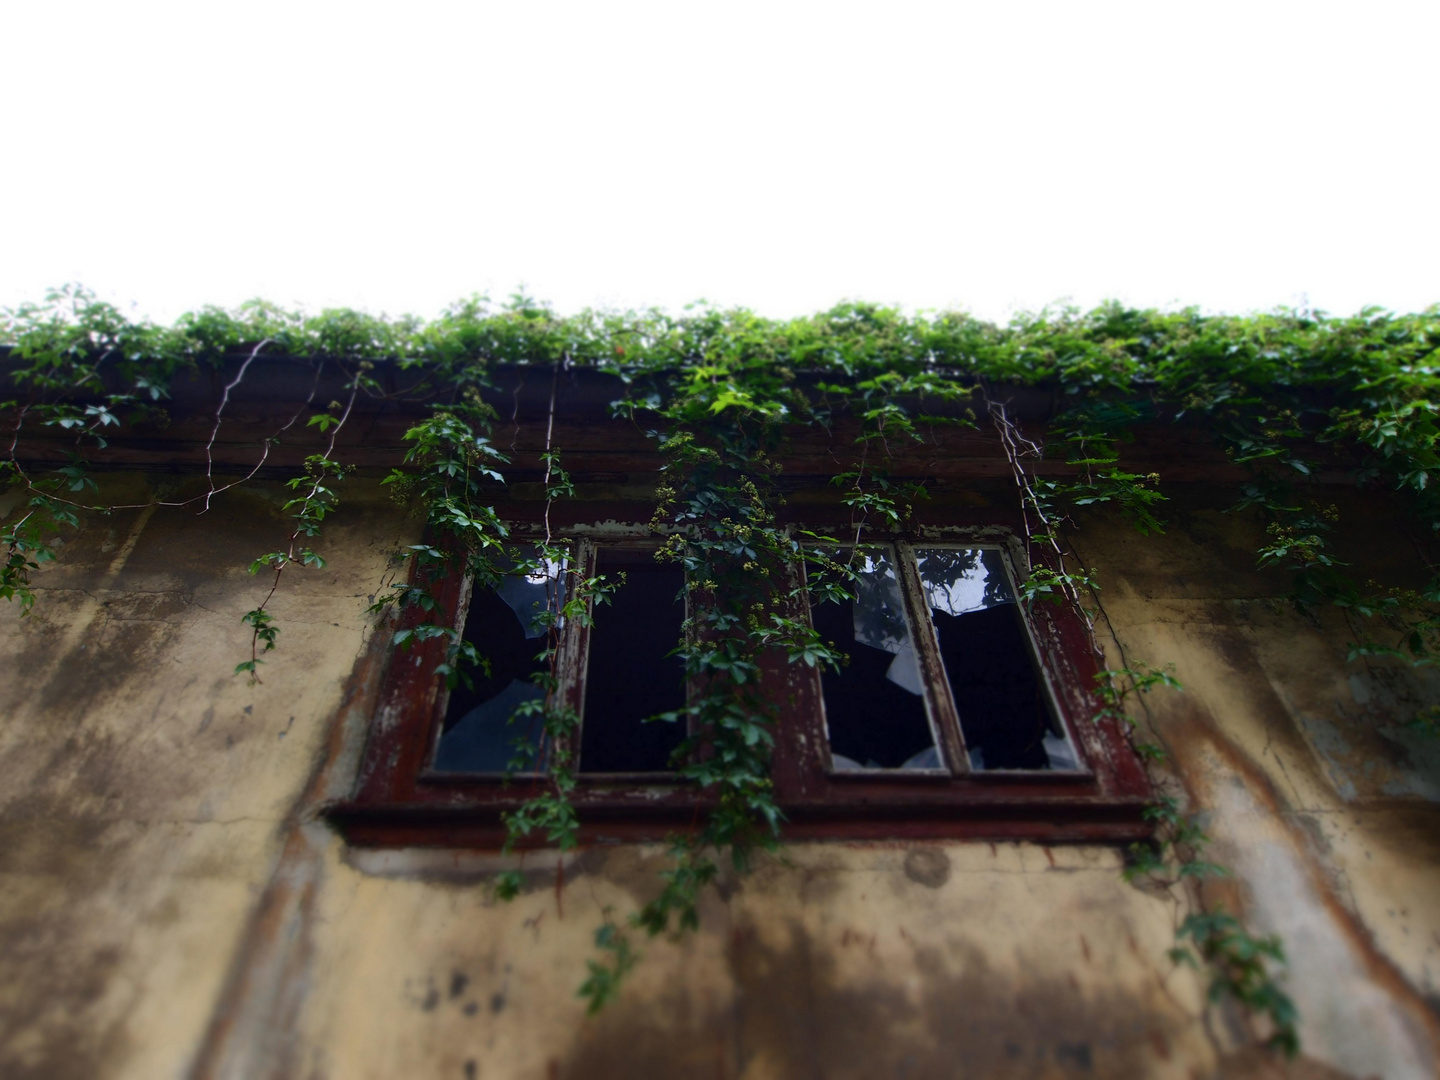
(812, 548, 940, 771)
(914, 547, 1079, 772)
(433, 552, 564, 774)
(579, 551, 688, 774)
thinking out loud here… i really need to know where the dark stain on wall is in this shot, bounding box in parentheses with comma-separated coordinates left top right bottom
(0, 816, 136, 1080)
(902, 848, 951, 889)
(558, 918, 1189, 1080)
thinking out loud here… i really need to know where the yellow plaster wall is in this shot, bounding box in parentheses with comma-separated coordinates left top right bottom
(1, 478, 1437, 1079)
(0, 476, 414, 1080)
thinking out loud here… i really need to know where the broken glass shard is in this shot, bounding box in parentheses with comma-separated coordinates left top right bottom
(885, 641, 924, 696)
(495, 554, 566, 639)
(916, 546, 1014, 616)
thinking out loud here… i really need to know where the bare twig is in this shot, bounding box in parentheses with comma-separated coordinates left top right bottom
(204, 340, 272, 511)
(541, 355, 565, 548)
(2, 345, 326, 518)
(984, 387, 1098, 646)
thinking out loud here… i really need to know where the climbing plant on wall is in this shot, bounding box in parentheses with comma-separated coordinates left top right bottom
(4, 284, 1439, 1050)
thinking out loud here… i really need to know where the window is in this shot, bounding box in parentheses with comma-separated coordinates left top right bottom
(332, 525, 1152, 848)
(428, 544, 691, 777)
(811, 543, 1080, 775)
(430, 548, 562, 775)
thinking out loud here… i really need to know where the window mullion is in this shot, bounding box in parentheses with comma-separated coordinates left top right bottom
(558, 538, 596, 766)
(894, 540, 971, 776)
(426, 570, 475, 771)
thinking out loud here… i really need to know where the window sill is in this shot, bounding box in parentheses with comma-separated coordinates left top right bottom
(324, 789, 1153, 848)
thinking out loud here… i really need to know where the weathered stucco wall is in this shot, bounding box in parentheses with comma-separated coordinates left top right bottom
(0, 476, 415, 1080)
(1071, 489, 1440, 1079)
(1, 477, 1438, 1079)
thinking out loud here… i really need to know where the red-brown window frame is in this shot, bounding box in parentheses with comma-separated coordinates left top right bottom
(329, 510, 1153, 848)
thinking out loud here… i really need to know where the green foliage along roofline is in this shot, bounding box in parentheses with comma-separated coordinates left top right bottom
(5, 284, 1436, 386)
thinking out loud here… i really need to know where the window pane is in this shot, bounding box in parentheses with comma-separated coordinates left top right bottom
(579, 551, 688, 773)
(433, 550, 565, 773)
(914, 547, 1080, 771)
(812, 546, 940, 771)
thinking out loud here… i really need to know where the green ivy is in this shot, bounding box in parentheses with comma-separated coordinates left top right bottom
(6, 285, 1440, 1051)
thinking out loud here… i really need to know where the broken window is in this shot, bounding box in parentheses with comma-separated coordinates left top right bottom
(813, 544, 1080, 774)
(810, 547, 942, 771)
(432, 543, 687, 777)
(341, 519, 1150, 850)
(914, 547, 1079, 771)
(432, 549, 565, 774)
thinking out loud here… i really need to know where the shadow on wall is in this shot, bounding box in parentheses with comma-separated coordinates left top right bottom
(555, 915, 1315, 1080)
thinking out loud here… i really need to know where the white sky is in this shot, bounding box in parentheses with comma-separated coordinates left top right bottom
(3, 1, 1436, 326)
